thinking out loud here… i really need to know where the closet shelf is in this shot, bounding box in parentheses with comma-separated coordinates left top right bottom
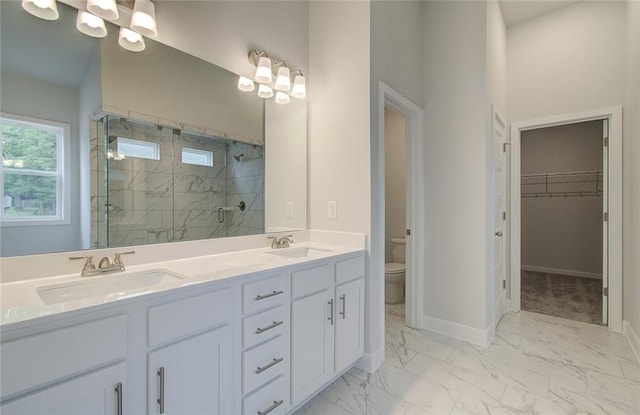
(521, 170, 603, 198)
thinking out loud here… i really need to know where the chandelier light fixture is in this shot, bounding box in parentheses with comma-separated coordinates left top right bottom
(239, 50, 306, 105)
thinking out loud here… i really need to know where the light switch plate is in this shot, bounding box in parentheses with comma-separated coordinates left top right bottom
(286, 202, 294, 218)
(328, 201, 337, 219)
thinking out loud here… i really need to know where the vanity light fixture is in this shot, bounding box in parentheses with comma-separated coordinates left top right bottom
(21, 0, 59, 20)
(275, 91, 290, 105)
(130, 0, 158, 38)
(119, 27, 145, 52)
(237, 76, 255, 92)
(290, 70, 306, 99)
(258, 84, 274, 99)
(76, 10, 108, 38)
(275, 66, 291, 91)
(86, 0, 118, 21)
(255, 56, 273, 84)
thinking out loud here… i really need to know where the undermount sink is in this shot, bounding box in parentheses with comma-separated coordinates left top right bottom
(267, 246, 332, 259)
(37, 269, 185, 305)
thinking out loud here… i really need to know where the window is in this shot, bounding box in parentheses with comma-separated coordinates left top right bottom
(1, 114, 69, 225)
(181, 147, 213, 167)
(116, 137, 160, 160)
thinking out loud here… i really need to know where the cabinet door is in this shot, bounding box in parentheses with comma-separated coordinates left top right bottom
(148, 325, 233, 415)
(1, 363, 126, 415)
(290, 289, 334, 406)
(335, 278, 364, 373)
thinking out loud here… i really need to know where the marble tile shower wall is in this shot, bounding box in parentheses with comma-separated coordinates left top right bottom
(225, 142, 265, 236)
(91, 117, 265, 248)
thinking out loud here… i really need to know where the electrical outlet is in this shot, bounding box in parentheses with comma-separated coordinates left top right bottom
(328, 201, 337, 219)
(286, 202, 294, 218)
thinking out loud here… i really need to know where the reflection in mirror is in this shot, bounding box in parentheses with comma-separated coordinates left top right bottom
(0, 0, 307, 257)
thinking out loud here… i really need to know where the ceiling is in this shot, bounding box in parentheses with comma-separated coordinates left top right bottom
(499, 0, 582, 26)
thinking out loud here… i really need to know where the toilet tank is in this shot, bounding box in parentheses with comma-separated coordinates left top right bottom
(390, 237, 406, 264)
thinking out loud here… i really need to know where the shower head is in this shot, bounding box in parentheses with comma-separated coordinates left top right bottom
(233, 153, 244, 162)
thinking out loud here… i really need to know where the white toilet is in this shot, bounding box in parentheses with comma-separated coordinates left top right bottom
(385, 237, 406, 304)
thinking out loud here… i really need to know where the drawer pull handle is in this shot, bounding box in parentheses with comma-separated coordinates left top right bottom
(256, 320, 284, 334)
(115, 382, 123, 415)
(258, 399, 284, 415)
(157, 367, 165, 414)
(328, 299, 334, 325)
(340, 294, 346, 319)
(255, 357, 284, 374)
(255, 290, 284, 301)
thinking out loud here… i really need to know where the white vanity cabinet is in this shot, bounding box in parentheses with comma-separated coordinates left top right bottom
(290, 254, 365, 407)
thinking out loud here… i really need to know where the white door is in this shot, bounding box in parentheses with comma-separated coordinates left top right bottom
(492, 106, 508, 324)
(290, 288, 334, 406)
(335, 278, 364, 373)
(148, 326, 233, 415)
(1, 363, 126, 415)
(602, 119, 609, 325)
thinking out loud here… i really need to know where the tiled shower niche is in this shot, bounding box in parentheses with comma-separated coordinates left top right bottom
(92, 116, 264, 248)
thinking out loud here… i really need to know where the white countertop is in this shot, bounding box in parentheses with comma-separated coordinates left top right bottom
(0, 242, 363, 329)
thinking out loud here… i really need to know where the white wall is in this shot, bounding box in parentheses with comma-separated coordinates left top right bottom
(521, 121, 603, 277)
(308, 0, 372, 364)
(507, 1, 627, 123)
(623, 0, 640, 347)
(0, 70, 82, 256)
(384, 108, 406, 262)
(154, 1, 308, 82)
(422, 1, 491, 337)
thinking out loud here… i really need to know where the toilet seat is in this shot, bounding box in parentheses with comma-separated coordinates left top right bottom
(385, 262, 405, 274)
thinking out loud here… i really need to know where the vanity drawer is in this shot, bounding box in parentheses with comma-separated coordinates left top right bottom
(0, 314, 127, 399)
(243, 306, 286, 349)
(291, 263, 332, 299)
(243, 274, 286, 315)
(242, 335, 286, 394)
(243, 376, 287, 415)
(335, 255, 365, 285)
(148, 287, 231, 347)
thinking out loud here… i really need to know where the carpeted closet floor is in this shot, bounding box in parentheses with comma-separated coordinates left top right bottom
(521, 270, 603, 325)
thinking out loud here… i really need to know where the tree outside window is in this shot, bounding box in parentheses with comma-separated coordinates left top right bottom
(1, 115, 65, 222)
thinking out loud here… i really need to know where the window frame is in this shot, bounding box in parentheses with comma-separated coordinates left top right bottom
(0, 113, 70, 227)
(181, 147, 214, 167)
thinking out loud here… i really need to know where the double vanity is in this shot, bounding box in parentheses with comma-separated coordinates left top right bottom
(0, 234, 365, 415)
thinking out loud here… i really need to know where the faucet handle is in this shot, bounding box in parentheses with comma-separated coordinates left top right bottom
(114, 251, 135, 269)
(69, 256, 96, 276)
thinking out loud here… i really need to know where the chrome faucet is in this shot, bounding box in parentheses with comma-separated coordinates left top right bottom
(268, 235, 293, 249)
(69, 251, 136, 277)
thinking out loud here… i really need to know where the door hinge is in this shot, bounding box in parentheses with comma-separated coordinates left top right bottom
(405, 229, 411, 236)
(503, 142, 510, 153)
(502, 280, 506, 289)
(603, 287, 608, 297)
(604, 212, 609, 222)
(502, 211, 507, 221)
(604, 137, 609, 147)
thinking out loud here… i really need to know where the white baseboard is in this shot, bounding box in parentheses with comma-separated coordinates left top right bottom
(421, 314, 493, 347)
(623, 320, 640, 364)
(522, 265, 602, 280)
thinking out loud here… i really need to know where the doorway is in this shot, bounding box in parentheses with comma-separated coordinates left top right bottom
(520, 120, 605, 325)
(509, 107, 623, 333)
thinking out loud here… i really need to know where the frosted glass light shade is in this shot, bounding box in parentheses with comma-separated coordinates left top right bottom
(87, 0, 119, 21)
(131, 0, 158, 38)
(21, 0, 59, 20)
(291, 74, 306, 98)
(255, 57, 272, 84)
(76, 10, 107, 38)
(275, 66, 291, 91)
(257, 84, 274, 99)
(119, 27, 145, 52)
(237, 76, 255, 92)
(275, 92, 290, 105)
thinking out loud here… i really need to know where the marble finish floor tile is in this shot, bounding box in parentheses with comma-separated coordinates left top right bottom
(291, 306, 640, 415)
(521, 270, 603, 325)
